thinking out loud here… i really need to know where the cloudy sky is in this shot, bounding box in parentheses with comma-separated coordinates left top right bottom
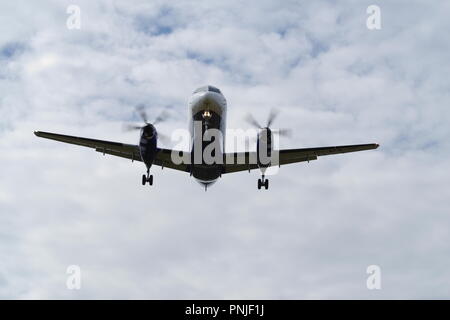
(1, 0, 449, 299)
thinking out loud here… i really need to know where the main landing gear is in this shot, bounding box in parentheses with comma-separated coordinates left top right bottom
(257, 175, 269, 190)
(142, 169, 153, 186)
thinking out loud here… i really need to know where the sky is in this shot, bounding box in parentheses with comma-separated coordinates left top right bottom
(0, 0, 449, 299)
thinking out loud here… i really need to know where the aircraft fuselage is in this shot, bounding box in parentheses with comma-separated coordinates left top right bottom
(188, 85, 227, 187)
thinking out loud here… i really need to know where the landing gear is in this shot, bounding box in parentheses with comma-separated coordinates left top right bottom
(257, 175, 269, 190)
(142, 170, 153, 186)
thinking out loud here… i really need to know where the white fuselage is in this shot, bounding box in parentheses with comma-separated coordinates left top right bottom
(187, 86, 227, 186)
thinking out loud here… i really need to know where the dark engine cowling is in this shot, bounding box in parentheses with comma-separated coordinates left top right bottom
(256, 127, 273, 168)
(139, 124, 158, 168)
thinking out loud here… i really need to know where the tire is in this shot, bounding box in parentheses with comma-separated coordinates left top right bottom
(149, 175, 153, 186)
(142, 175, 146, 185)
(264, 179, 269, 190)
(257, 179, 262, 190)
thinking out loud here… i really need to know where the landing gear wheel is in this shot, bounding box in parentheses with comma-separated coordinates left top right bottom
(264, 179, 269, 190)
(257, 179, 262, 190)
(142, 172, 153, 186)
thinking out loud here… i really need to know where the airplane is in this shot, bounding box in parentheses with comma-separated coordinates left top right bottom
(34, 85, 379, 190)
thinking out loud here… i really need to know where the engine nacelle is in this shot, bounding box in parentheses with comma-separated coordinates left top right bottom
(256, 127, 273, 168)
(139, 124, 158, 168)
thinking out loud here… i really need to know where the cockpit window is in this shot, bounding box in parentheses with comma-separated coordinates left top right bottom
(193, 85, 221, 94)
(193, 86, 208, 94)
(208, 86, 221, 94)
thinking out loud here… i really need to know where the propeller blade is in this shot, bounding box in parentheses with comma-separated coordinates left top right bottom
(153, 110, 171, 125)
(157, 132, 171, 145)
(136, 105, 148, 124)
(266, 108, 279, 127)
(122, 123, 143, 132)
(245, 114, 262, 129)
(275, 128, 292, 138)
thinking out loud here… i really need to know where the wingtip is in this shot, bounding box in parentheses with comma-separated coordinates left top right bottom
(34, 131, 40, 137)
(375, 143, 380, 148)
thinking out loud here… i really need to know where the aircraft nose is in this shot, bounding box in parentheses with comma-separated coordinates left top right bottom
(199, 91, 221, 106)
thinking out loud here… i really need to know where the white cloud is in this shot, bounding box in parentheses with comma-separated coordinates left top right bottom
(0, 0, 449, 299)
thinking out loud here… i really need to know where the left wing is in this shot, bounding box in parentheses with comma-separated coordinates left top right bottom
(34, 131, 191, 173)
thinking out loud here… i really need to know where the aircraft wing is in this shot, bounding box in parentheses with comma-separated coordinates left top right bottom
(222, 143, 379, 174)
(35, 131, 377, 175)
(34, 131, 191, 173)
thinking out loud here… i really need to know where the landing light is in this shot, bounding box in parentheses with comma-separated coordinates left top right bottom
(202, 110, 212, 120)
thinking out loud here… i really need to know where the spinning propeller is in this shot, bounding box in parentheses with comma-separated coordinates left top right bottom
(123, 105, 172, 144)
(123, 105, 171, 131)
(245, 109, 292, 137)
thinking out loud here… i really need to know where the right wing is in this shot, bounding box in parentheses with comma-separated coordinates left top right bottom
(279, 143, 379, 162)
(222, 143, 379, 174)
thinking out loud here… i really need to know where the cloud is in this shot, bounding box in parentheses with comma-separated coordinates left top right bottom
(0, 0, 449, 299)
